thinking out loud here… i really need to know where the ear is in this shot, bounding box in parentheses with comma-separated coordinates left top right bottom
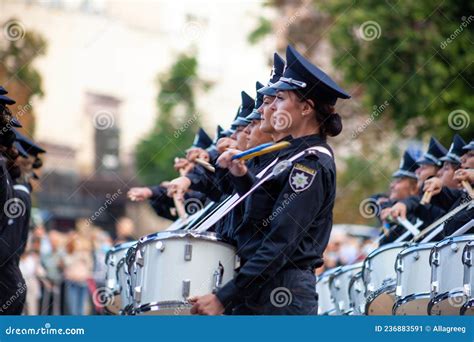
(301, 99, 315, 116)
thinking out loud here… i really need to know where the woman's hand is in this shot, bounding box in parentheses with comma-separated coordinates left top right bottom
(189, 294, 224, 315)
(127, 187, 153, 202)
(423, 177, 443, 196)
(454, 169, 474, 184)
(167, 176, 192, 198)
(216, 149, 248, 177)
(216, 137, 237, 154)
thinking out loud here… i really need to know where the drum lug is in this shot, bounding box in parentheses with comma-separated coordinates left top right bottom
(431, 251, 440, 266)
(134, 286, 142, 303)
(182, 280, 191, 298)
(395, 258, 403, 272)
(431, 280, 439, 295)
(184, 244, 192, 261)
(136, 249, 144, 267)
(212, 262, 224, 293)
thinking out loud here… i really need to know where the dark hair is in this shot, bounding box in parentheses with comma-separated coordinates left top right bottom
(293, 91, 343, 137)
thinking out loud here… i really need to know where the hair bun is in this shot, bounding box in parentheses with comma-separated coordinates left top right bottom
(325, 112, 343, 137)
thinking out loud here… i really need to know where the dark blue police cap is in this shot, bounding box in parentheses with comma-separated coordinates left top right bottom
(440, 134, 466, 165)
(0, 93, 16, 105)
(13, 141, 29, 158)
(246, 81, 264, 121)
(191, 128, 213, 149)
(392, 149, 419, 180)
(0, 86, 8, 95)
(258, 53, 285, 97)
(14, 129, 46, 156)
(416, 137, 447, 167)
(271, 45, 350, 105)
(231, 91, 253, 127)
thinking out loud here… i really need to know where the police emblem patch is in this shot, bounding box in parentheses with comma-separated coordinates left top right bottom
(289, 163, 317, 192)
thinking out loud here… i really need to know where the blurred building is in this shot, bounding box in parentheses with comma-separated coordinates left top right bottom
(0, 0, 274, 236)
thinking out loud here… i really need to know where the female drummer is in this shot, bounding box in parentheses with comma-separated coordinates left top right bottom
(190, 45, 351, 315)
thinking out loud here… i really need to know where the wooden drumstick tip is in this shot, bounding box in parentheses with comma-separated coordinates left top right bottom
(420, 191, 432, 205)
(173, 194, 188, 220)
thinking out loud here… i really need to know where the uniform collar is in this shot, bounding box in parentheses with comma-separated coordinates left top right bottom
(277, 134, 327, 159)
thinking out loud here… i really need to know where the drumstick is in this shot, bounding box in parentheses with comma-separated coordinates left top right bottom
(195, 158, 215, 173)
(231, 141, 291, 161)
(420, 191, 432, 205)
(462, 181, 474, 198)
(173, 193, 188, 220)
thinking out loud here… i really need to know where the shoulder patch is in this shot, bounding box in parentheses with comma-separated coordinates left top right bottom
(289, 163, 317, 192)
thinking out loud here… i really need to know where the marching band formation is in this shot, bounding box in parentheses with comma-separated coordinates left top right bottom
(1, 44, 473, 316)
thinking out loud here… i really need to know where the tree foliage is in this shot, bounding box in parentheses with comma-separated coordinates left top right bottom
(135, 53, 211, 185)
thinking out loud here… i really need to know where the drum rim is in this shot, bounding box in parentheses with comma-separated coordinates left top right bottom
(460, 298, 474, 315)
(397, 242, 437, 258)
(333, 262, 363, 276)
(365, 242, 411, 261)
(432, 234, 474, 251)
(316, 267, 341, 282)
(392, 292, 431, 315)
(105, 240, 138, 262)
(138, 229, 234, 246)
(135, 301, 192, 314)
(427, 289, 466, 315)
(365, 280, 396, 315)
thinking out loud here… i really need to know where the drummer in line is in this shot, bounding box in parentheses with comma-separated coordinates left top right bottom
(189, 45, 351, 315)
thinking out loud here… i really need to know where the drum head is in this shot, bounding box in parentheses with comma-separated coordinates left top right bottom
(428, 292, 468, 315)
(393, 294, 430, 315)
(366, 284, 396, 315)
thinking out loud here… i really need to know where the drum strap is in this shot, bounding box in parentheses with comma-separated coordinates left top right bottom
(194, 146, 333, 233)
(450, 219, 474, 237)
(413, 199, 474, 242)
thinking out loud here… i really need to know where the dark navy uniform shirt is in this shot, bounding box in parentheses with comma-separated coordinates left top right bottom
(216, 134, 336, 308)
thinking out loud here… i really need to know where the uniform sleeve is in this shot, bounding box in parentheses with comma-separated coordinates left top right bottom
(430, 187, 464, 211)
(186, 165, 228, 201)
(216, 157, 333, 307)
(148, 185, 178, 221)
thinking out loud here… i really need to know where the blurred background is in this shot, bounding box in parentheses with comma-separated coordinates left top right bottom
(0, 0, 471, 314)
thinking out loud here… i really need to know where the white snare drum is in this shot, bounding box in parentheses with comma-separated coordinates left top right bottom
(348, 271, 366, 315)
(461, 241, 474, 315)
(133, 230, 237, 315)
(104, 241, 137, 314)
(363, 242, 410, 315)
(329, 263, 363, 315)
(393, 242, 436, 315)
(429, 235, 474, 315)
(315, 268, 338, 315)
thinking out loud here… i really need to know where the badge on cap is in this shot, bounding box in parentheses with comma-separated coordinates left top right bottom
(289, 163, 317, 192)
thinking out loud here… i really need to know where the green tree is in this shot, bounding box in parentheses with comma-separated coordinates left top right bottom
(0, 18, 47, 134)
(320, 0, 473, 144)
(135, 53, 212, 185)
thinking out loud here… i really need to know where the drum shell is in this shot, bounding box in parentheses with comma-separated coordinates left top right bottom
(329, 263, 363, 315)
(134, 231, 236, 311)
(316, 268, 338, 315)
(105, 241, 137, 293)
(362, 242, 410, 295)
(430, 235, 474, 296)
(463, 240, 474, 298)
(395, 243, 436, 299)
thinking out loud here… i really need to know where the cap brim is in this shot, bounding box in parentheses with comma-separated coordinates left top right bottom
(246, 110, 262, 121)
(439, 155, 460, 164)
(415, 157, 435, 166)
(257, 85, 278, 96)
(0, 94, 16, 105)
(231, 118, 251, 127)
(270, 80, 301, 91)
(392, 170, 417, 179)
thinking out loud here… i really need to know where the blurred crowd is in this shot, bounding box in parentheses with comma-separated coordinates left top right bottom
(19, 217, 135, 315)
